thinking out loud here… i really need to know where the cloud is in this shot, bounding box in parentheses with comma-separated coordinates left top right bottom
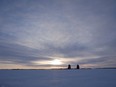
(0, 0, 116, 68)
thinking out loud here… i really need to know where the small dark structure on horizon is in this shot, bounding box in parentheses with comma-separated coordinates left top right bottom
(67, 64, 80, 69)
(68, 64, 71, 69)
(76, 64, 80, 69)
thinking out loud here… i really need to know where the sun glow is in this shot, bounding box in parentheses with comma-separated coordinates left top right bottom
(50, 59, 62, 65)
(32, 59, 63, 66)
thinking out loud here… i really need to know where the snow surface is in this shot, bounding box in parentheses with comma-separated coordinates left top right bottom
(0, 69, 116, 87)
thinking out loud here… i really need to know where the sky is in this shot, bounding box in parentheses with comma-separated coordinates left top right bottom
(0, 0, 116, 69)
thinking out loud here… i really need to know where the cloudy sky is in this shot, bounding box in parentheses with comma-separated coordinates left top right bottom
(0, 0, 116, 69)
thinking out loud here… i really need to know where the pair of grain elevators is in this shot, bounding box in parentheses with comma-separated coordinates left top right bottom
(68, 64, 80, 69)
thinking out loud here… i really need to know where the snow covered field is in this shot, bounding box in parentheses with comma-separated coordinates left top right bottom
(0, 69, 116, 87)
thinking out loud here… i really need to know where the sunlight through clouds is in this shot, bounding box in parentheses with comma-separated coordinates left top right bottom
(0, 0, 116, 69)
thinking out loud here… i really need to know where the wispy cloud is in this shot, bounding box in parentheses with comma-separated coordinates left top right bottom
(0, 0, 116, 68)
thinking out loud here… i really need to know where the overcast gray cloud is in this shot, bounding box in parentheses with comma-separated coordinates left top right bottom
(0, 0, 116, 69)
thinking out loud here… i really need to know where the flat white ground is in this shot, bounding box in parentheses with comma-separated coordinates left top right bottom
(0, 69, 116, 87)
